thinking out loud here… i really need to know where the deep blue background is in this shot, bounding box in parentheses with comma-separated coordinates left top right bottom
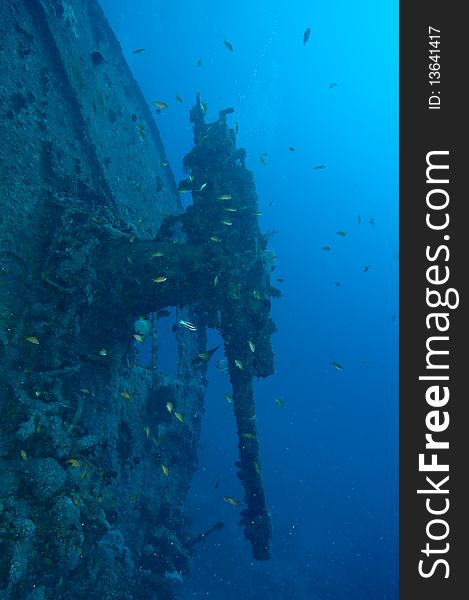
(99, 1, 398, 597)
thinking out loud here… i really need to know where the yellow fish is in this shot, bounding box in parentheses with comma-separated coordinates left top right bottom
(218, 194, 232, 200)
(153, 101, 168, 109)
(152, 276, 168, 283)
(166, 402, 174, 413)
(210, 236, 222, 242)
(120, 391, 132, 401)
(274, 397, 284, 408)
(235, 359, 244, 370)
(25, 336, 40, 345)
(220, 219, 232, 226)
(143, 426, 151, 438)
(248, 340, 255, 353)
(99, 348, 107, 356)
(133, 334, 145, 343)
(20, 450, 28, 461)
(151, 251, 164, 257)
(241, 433, 256, 439)
(67, 458, 80, 467)
(161, 464, 169, 476)
(224, 496, 240, 507)
(174, 412, 185, 422)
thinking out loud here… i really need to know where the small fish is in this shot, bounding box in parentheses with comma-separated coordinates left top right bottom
(153, 101, 168, 109)
(67, 458, 80, 467)
(235, 359, 244, 370)
(368, 218, 375, 227)
(363, 265, 370, 272)
(303, 27, 311, 45)
(253, 211, 263, 216)
(133, 334, 145, 343)
(21, 450, 28, 461)
(127, 256, 133, 265)
(200, 101, 208, 114)
(361, 359, 370, 365)
(321, 246, 332, 251)
(152, 276, 168, 283)
(248, 340, 255, 353)
(120, 391, 132, 401)
(99, 348, 107, 356)
(175, 94, 183, 104)
(79, 470, 89, 481)
(224, 392, 233, 404)
(241, 433, 256, 439)
(166, 402, 174, 414)
(274, 397, 284, 407)
(174, 412, 185, 422)
(132, 48, 145, 54)
(334, 281, 341, 286)
(277, 278, 284, 283)
(224, 496, 240, 507)
(253, 290, 261, 300)
(214, 275, 219, 288)
(161, 464, 169, 476)
(197, 182, 208, 192)
(220, 219, 233, 226)
(258, 156, 267, 166)
(25, 336, 40, 345)
(329, 83, 338, 90)
(336, 230, 347, 237)
(214, 481, 220, 489)
(151, 251, 164, 257)
(288, 147, 296, 152)
(330, 360, 344, 371)
(357, 215, 361, 225)
(134, 181, 142, 191)
(218, 194, 232, 200)
(234, 121, 239, 134)
(79, 388, 90, 394)
(197, 57, 202, 67)
(196, 345, 220, 363)
(224, 207, 237, 212)
(254, 461, 262, 474)
(313, 164, 326, 170)
(223, 38, 234, 52)
(178, 319, 197, 331)
(261, 152, 268, 156)
(143, 425, 151, 438)
(210, 235, 222, 243)
(136, 123, 145, 137)
(160, 160, 169, 167)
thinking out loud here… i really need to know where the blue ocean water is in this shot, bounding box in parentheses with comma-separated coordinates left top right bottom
(100, 1, 399, 598)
